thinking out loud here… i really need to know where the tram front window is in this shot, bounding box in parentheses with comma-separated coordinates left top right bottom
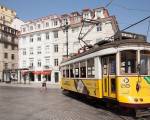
(140, 50, 150, 75)
(120, 50, 137, 74)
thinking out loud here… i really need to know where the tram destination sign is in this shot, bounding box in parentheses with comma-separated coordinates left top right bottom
(115, 31, 146, 41)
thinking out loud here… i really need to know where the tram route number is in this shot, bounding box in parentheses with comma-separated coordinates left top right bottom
(121, 84, 130, 88)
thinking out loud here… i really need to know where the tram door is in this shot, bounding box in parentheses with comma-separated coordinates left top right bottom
(102, 55, 116, 98)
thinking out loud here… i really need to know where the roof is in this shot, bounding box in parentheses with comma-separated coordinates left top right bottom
(62, 38, 150, 64)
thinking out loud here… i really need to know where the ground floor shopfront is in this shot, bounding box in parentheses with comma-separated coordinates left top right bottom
(2, 69, 60, 84)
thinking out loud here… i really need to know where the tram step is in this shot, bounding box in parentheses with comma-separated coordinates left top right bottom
(136, 108, 150, 118)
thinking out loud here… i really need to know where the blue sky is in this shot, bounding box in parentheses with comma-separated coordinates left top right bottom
(1, 0, 150, 40)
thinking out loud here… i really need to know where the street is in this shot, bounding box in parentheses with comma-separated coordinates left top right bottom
(0, 86, 134, 120)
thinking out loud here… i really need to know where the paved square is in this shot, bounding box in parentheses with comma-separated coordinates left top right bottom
(0, 86, 134, 120)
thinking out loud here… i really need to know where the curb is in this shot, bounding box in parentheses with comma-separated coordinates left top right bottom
(0, 82, 60, 89)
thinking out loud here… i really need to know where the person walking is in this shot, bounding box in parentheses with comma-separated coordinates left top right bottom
(41, 76, 47, 91)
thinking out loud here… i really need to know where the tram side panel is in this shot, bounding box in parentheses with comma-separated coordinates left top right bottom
(61, 78, 103, 98)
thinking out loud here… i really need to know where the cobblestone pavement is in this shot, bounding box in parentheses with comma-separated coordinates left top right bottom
(0, 86, 136, 120)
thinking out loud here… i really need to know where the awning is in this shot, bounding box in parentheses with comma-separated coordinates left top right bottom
(21, 70, 28, 75)
(33, 70, 51, 75)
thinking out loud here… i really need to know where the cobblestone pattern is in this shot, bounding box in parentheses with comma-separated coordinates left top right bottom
(0, 86, 135, 120)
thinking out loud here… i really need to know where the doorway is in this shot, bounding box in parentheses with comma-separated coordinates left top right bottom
(102, 55, 117, 98)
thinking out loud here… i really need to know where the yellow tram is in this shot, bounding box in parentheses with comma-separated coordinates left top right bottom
(60, 32, 150, 113)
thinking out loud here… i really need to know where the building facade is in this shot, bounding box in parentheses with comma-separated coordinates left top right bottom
(0, 5, 16, 27)
(19, 7, 119, 84)
(0, 23, 19, 81)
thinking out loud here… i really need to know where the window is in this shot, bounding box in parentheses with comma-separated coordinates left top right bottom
(53, 31, 58, 38)
(4, 53, 8, 59)
(54, 59, 58, 66)
(103, 57, 107, 75)
(54, 20, 58, 26)
(46, 33, 49, 40)
(4, 63, 8, 69)
(120, 50, 137, 74)
(23, 48, 26, 55)
(80, 61, 86, 78)
(37, 46, 41, 54)
(12, 64, 15, 69)
(66, 65, 70, 78)
(96, 24, 102, 31)
(37, 60, 41, 67)
(140, 50, 150, 75)
(45, 58, 50, 66)
(29, 48, 33, 55)
(11, 54, 15, 60)
(45, 45, 50, 54)
(30, 26, 33, 31)
(23, 28, 26, 32)
(29, 59, 34, 68)
(62, 67, 66, 77)
(70, 64, 74, 78)
(37, 35, 41, 41)
(83, 13, 89, 19)
(12, 46, 15, 50)
(37, 24, 41, 29)
(54, 44, 58, 52)
(109, 55, 116, 75)
(74, 63, 79, 78)
(46, 22, 49, 27)
(87, 58, 95, 78)
(30, 36, 33, 42)
(96, 10, 102, 18)
(23, 60, 26, 68)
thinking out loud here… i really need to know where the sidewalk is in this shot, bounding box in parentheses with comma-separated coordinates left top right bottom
(0, 82, 60, 89)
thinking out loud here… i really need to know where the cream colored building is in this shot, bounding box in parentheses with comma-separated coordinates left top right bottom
(19, 7, 119, 84)
(0, 5, 16, 27)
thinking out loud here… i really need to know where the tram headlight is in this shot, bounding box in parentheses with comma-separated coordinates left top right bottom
(139, 98, 143, 102)
(134, 98, 138, 102)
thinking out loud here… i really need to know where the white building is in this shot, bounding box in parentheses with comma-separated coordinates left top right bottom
(11, 17, 24, 31)
(19, 7, 119, 84)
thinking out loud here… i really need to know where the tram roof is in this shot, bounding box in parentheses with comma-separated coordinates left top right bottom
(61, 38, 150, 64)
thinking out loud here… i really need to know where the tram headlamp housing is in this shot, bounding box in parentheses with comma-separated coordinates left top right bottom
(139, 98, 143, 102)
(134, 98, 138, 102)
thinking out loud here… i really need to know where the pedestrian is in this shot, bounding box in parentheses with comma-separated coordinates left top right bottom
(40, 76, 47, 92)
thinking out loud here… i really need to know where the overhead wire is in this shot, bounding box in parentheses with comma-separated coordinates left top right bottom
(122, 16, 150, 31)
(113, 4, 150, 13)
(105, 0, 115, 8)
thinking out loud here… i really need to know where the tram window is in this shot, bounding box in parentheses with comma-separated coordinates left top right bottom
(120, 50, 137, 74)
(80, 61, 86, 78)
(103, 57, 107, 75)
(140, 50, 150, 75)
(66, 65, 69, 78)
(87, 58, 95, 78)
(70, 64, 74, 78)
(109, 55, 116, 75)
(62, 67, 66, 77)
(74, 63, 79, 78)
(111, 78, 116, 93)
